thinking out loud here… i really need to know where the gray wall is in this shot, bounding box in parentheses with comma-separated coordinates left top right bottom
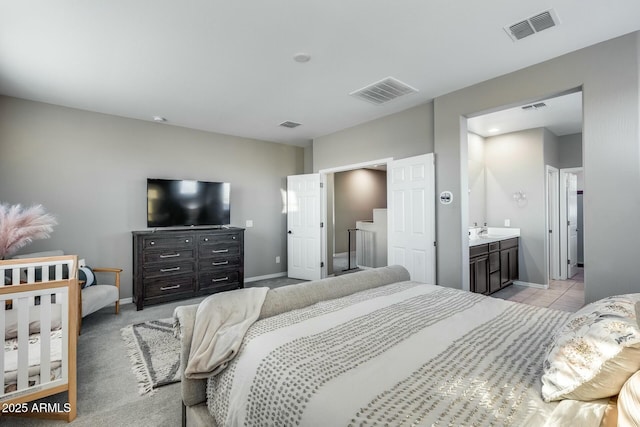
(333, 169, 387, 253)
(468, 132, 486, 227)
(313, 103, 434, 171)
(434, 32, 640, 303)
(0, 96, 304, 299)
(558, 133, 583, 168)
(485, 128, 547, 285)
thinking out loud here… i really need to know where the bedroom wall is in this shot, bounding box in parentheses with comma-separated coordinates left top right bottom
(434, 31, 640, 303)
(312, 102, 434, 172)
(0, 96, 304, 300)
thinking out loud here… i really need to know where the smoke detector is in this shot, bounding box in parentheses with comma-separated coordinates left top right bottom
(350, 77, 418, 105)
(505, 9, 560, 41)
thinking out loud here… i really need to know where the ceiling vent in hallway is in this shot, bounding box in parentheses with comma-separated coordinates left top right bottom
(279, 120, 302, 128)
(505, 9, 560, 41)
(521, 102, 547, 110)
(350, 77, 419, 105)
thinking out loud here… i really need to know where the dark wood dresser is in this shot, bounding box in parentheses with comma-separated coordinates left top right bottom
(132, 227, 244, 310)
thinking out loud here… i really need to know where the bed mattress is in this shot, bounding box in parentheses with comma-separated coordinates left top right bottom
(3, 329, 63, 394)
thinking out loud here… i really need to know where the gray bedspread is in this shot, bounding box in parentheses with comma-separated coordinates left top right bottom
(206, 281, 604, 426)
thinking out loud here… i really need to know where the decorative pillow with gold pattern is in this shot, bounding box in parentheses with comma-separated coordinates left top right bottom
(541, 293, 640, 402)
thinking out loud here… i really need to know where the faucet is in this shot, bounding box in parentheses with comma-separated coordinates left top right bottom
(478, 225, 488, 236)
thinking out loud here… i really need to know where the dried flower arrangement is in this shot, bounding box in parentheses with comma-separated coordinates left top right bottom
(0, 203, 57, 259)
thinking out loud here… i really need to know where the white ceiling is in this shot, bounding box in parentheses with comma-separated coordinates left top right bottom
(1, 1, 639, 147)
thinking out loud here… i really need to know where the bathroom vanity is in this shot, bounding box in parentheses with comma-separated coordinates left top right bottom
(469, 228, 520, 295)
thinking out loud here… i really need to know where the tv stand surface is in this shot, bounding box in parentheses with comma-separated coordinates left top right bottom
(132, 226, 244, 310)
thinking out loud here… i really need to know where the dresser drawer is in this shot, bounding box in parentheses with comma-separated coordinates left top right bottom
(143, 234, 194, 250)
(144, 276, 195, 298)
(143, 261, 195, 279)
(199, 242, 240, 258)
(198, 256, 241, 271)
(198, 270, 240, 290)
(199, 232, 241, 246)
(143, 249, 194, 264)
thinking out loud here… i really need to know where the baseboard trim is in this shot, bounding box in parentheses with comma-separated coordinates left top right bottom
(513, 280, 548, 290)
(119, 297, 133, 305)
(245, 271, 287, 283)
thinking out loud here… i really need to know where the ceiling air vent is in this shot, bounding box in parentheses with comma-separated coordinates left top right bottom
(521, 102, 547, 110)
(279, 120, 301, 128)
(350, 77, 418, 105)
(505, 9, 560, 41)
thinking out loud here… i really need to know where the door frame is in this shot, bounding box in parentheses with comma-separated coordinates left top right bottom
(545, 165, 560, 281)
(559, 167, 583, 279)
(319, 158, 393, 278)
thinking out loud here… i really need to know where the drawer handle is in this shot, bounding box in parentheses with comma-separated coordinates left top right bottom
(150, 241, 155, 246)
(160, 266, 181, 273)
(185, 239, 190, 243)
(211, 249, 229, 254)
(212, 261, 229, 266)
(160, 253, 181, 259)
(212, 276, 229, 283)
(160, 284, 181, 291)
(204, 238, 209, 242)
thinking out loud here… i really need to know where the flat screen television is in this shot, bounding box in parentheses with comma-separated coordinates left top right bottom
(147, 178, 230, 227)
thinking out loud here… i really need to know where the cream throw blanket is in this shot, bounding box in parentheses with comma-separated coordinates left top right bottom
(185, 287, 268, 379)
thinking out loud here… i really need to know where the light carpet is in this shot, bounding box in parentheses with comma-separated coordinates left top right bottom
(120, 317, 180, 395)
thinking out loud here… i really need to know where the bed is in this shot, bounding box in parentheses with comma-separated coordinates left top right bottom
(0, 255, 78, 422)
(174, 265, 640, 426)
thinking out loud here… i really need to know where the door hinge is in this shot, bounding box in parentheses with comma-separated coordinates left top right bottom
(433, 241, 437, 247)
(320, 182, 324, 188)
(567, 259, 570, 265)
(320, 222, 324, 228)
(567, 220, 570, 226)
(321, 261, 324, 268)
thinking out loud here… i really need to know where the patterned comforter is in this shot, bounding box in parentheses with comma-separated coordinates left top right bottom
(207, 281, 601, 426)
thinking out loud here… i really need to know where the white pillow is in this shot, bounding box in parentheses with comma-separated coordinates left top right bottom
(618, 370, 640, 427)
(541, 294, 640, 402)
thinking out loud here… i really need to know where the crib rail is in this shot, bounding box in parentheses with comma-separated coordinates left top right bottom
(0, 255, 78, 422)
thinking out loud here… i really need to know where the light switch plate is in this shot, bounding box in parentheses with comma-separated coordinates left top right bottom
(246, 220, 254, 228)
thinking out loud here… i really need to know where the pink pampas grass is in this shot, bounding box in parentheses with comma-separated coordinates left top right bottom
(0, 203, 57, 259)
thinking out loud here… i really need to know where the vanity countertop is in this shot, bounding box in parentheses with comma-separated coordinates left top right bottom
(469, 227, 520, 247)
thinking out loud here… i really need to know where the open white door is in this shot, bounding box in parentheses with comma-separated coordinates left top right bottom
(567, 173, 578, 278)
(287, 174, 322, 281)
(387, 153, 435, 283)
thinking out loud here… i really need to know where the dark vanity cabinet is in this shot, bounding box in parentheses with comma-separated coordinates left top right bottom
(469, 237, 519, 295)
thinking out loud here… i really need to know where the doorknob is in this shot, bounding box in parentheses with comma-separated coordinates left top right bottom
(288, 230, 293, 234)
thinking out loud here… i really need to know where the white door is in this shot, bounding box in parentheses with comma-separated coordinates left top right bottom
(287, 174, 322, 281)
(567, 173, 578, 278)
(387, 153, 435, 283)
(546, 166, 560, 280)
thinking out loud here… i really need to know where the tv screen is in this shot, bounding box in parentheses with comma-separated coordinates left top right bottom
(147, 178, 230, 227)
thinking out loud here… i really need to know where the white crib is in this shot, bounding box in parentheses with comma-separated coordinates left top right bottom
(0, 255, 78, 422)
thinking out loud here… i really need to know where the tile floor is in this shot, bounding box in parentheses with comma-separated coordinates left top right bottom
(492, 268, 585, 312)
